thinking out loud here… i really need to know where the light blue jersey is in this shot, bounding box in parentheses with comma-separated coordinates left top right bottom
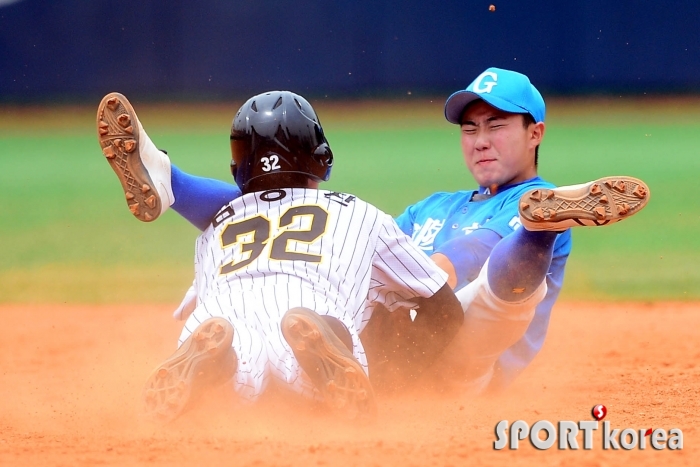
(395, 176, 572, 390)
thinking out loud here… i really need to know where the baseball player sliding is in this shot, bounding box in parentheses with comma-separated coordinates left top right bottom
(96, 67, 650, 407)
(97, 91, 464, 422)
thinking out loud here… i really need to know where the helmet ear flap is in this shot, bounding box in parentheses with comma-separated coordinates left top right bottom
(315, 143, 333, 161)
(230, 158, 238, 179)
(229, 136, 240, 182)
(313, 143, 333, 181)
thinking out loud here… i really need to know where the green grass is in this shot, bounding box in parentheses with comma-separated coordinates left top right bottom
(1, 98, 699, 303)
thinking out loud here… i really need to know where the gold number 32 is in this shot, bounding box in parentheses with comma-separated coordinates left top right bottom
(219, 205, 329, 274)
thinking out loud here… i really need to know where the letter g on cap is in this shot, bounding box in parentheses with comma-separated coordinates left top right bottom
(472, 71, 498, 94)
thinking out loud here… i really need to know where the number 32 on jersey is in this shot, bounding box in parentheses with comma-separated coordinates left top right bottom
(219, 204, 329, 274)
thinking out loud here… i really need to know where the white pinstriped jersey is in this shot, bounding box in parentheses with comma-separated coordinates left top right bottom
(192, 188, 448, 333)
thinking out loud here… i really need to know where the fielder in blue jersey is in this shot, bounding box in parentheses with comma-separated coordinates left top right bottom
(390, 177, 572, 391)
(364, 68, 646, 393)
(96, 67, 650, 395)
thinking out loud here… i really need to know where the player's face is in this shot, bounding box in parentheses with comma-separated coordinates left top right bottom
(459, 100, 544, 190)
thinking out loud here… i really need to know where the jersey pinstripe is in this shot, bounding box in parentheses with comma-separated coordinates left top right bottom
(183, 188, 448, 402)
(193, 188, 446, 333)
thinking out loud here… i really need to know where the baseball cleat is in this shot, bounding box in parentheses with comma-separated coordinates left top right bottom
(519, 176, 650, 231)
(281, 308, 377, 420)
(141, 317, 236, 424)
(96, 92, 174, 222)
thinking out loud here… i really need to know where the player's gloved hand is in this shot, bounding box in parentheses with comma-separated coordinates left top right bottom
(173, 283, 197, 320)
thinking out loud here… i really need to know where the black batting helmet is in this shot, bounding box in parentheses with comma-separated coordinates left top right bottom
(229, 91, 333, 193)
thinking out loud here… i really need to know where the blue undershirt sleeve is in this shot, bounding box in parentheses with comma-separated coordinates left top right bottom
(171, 164, 242, 231)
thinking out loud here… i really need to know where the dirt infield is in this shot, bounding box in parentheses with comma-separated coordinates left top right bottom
(0, 302, 696, 466)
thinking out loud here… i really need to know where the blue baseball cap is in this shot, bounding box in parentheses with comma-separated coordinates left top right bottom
(444, 67, 546, 124)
